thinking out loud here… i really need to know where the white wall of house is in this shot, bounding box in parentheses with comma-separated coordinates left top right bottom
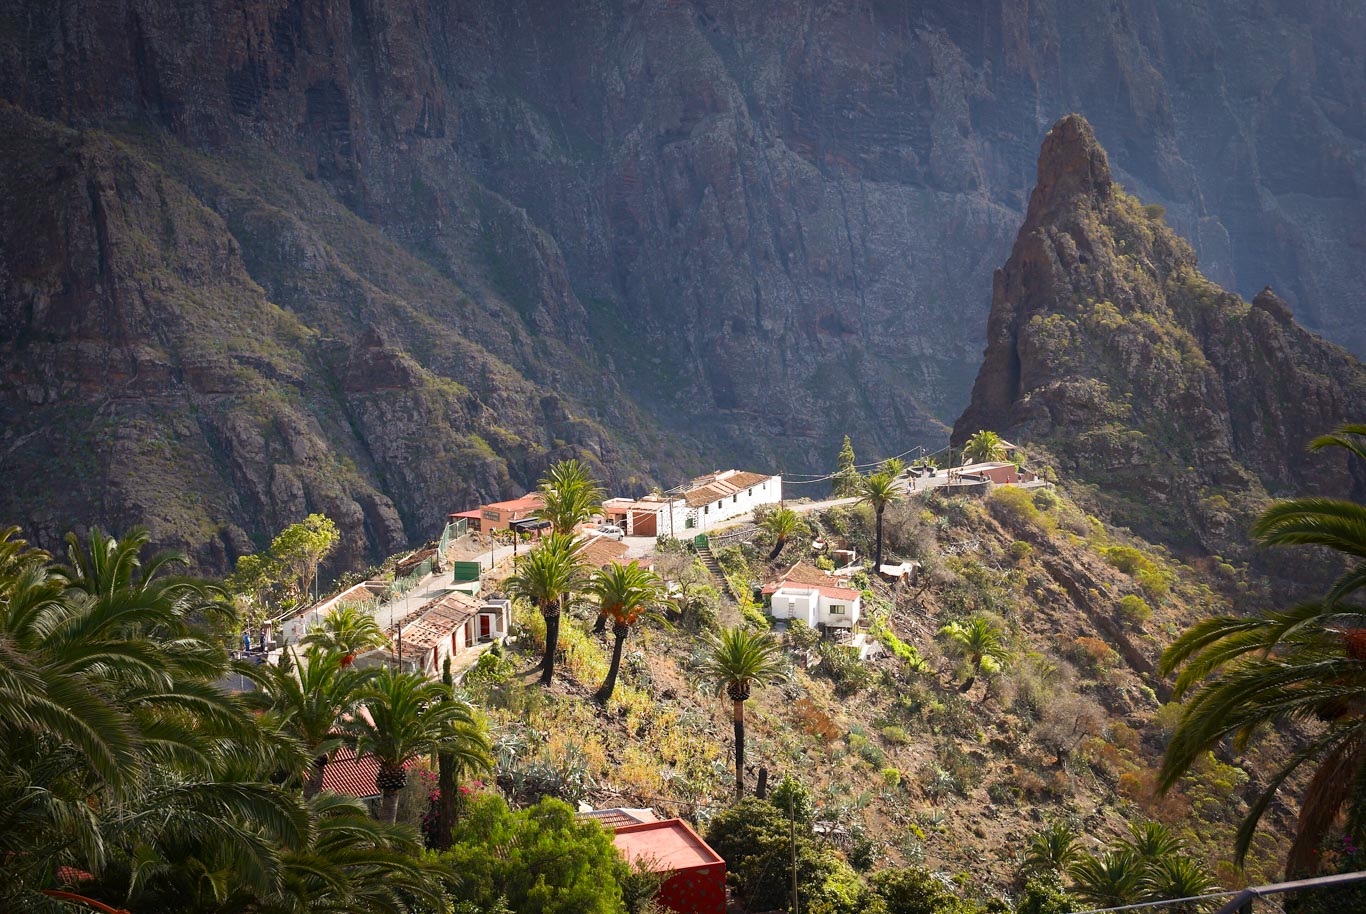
(819, 594, 860, 629)
(768, 584, 861, 629)
(686, 475, 783, 534)
(476, 601, 511, 642)
(770, 588, 820, 627)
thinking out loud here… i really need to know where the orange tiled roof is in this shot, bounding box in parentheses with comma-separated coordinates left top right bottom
(321, 746, 413, 800)
(485, 493, 544, 512)
(680, 470, 774, 506)
(577, 536, 631, 569)
(385, 591, 481, 659)
(577, 807, 659, 830)
(762, 578, 862, 602)
(777, 561, 832, 586)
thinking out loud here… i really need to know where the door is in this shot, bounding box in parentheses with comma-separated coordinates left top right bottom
(632, 511, 657, 536)
(479, 614, 492, 641)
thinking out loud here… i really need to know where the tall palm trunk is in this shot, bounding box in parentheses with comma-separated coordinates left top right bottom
(540, 602, 561, 687)
(376, 763, 406, 824)
(304, 754, 327, 799)
(874, 507, 885, 570)
(732, 698, 746, 798)
(596, 622, 629, 703)
(767, 537, 787, 562)
(593, 611, 608, 634)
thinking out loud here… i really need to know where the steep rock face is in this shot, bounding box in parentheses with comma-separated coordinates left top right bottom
(2, 1, 1365, 563)
(0, 105, 661, 570)
(954, 115, 1366, 549)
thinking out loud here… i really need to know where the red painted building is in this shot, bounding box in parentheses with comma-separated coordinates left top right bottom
(612, 819, 727, 914)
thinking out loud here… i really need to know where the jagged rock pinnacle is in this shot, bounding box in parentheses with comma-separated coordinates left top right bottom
(1030, 114, 1112, 213)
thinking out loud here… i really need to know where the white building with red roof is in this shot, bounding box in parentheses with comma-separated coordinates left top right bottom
(602, 469, 781, 538)
(762, 561, 863, 629)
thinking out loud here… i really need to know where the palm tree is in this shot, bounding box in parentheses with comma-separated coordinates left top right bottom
(1068, 849, 1147, 909)
(243, 644, 376, 797)
(350, 667, 491, 824)
(760, 506, 807, 562)
(505, 532, 585, 686)
(0, 527, 297, 901)
(301, 603, 388, 659)
(697, 627, 789, 798)
(962, 429, 1008, 464)
(856, 471, 901, 571)
(536, 458, 606, 535)
(1159, 424, 1366, 872)
(1021, 820, 1081, 876)
(1142, 856, 1218, 912)
(588, 562, 663, 703)
(938, 616, 1011, 688)
(274, 792, 449, 911)
(881, 457, 907, 478)
(1121, 820, 1186, 862)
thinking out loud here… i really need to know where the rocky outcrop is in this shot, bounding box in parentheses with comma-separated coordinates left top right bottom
(954, 115, 1366, 551)
(0, 104, 657, 571)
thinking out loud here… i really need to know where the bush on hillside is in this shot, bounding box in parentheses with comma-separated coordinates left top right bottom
(988, 486, 1042, 529)
(705, 798, 871, 914)
(871, 866, 984, 914)
(1118, 594, 1153, 625)
(438, 795, 630, 914)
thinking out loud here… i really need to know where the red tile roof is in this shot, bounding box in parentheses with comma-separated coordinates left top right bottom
(383, 591, 481, 663)
(485, 493, 544, 512)
(762, 579, 861, 602)
(577, 807, 659, 830)
(680, 470, 775, 506)
(321, 746, 413, 800)
(576, 536, 631, 569)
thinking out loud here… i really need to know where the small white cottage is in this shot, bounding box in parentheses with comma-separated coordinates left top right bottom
(763, 569, 862, 629)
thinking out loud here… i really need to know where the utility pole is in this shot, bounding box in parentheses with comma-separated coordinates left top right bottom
(789, 785, 800, 914)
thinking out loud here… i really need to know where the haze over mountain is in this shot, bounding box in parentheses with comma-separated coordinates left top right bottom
(2, 1, 1365, 566)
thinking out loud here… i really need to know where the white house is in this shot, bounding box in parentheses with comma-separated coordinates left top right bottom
(355, 591, 510, 677)
(279, 579, 388, 646)
(603, 470, 782, 538)
(763, 576, 862, 629)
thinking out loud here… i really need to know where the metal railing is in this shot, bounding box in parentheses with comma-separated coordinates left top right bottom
(437, 519, 463, 562)
(1067, 870, 1366, 914)
(386, 557, 432, 601)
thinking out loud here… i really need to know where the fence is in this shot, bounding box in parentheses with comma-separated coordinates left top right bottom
(386, 557, 432, 601)
(1067, 869, 1366, 914)
(708, 524, 758, 548)
(437, 519, 464, 564)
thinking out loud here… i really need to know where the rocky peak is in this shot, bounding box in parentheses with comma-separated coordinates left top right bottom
(1252, 286, 1295, 325)
(954, 115, 1366, 555)
(1029, 114, 1113, 218)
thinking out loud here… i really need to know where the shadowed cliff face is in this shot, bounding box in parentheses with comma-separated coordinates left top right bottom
(954, 115, 1366, 552)
(1, 1, 1365, 565)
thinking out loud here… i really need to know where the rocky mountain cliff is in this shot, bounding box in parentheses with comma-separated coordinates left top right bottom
(953, 114, 1366, 552)
(2, 1, 1365, 566)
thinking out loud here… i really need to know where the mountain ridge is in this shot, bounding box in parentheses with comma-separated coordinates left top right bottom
(953, 114, 1366, 554)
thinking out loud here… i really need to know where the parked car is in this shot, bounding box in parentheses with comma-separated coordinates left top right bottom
(597, 524, 626, 541)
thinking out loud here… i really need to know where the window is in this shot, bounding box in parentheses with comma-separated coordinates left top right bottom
(732, 494, 737, 503)
(704, 506, 709, 514)
(829, 604, 846, 615)
(748, 488, 752, 497)
(685, 517, 695, 529)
